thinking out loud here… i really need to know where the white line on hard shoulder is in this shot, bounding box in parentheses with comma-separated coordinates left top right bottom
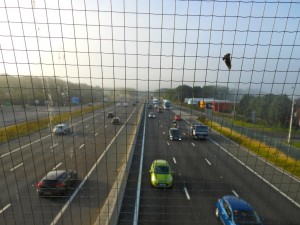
(184, 187, 191, 200)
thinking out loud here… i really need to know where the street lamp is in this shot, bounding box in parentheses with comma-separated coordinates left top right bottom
(287, 87, 295, 144)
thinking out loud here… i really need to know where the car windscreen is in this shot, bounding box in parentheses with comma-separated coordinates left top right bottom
(154, 166, 170, 174)
(171, 130, 180, 136)
(195, 126, 208, 132)
(233, 210, 261, 224)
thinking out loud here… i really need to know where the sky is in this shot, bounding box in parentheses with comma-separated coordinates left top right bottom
(0, 0, 300, 99)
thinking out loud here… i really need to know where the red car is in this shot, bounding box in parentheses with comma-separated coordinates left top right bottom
(174, 114, 182, 121)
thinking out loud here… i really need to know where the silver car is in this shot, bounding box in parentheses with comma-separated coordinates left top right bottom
(52, 123, 72, 135)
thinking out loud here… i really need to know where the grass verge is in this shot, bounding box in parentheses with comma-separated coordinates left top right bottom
(200, 118, 300, 179)
(0, 105, 103, 144)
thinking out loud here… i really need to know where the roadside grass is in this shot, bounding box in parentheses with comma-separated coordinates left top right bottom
(0, 105, 102, 143)
(201, 118, 300, 179)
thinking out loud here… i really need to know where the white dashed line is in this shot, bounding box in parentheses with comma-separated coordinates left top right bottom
(232, 190, 239, 197)
(191, 142, 195, 147)
(173, 157, 177, 164)
(52, 163, 62, 170)
(95, 132, 98, 136)
(184, 187, 191, 200)
(0, 204, 11, 214)
(167, 141, 170, 146)
(10, 163, 23, 172)
(85, 125, 89, 128)
(163, 131, 165, 135)
(205, 158, 211, 165)
(50, 143, 58, 149)
(79, 144, 85, 149)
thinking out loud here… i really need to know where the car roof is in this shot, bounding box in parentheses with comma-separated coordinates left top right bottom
(170, 128, 179, 131)
(223, 196, 254, 211)
(152, 159, 169, 166)
(43, 170, 67, 180)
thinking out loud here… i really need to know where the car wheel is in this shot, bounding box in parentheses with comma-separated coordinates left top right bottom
(215, 207, 219, 218)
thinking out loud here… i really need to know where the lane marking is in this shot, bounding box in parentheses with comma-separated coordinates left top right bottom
(210, 138, 300, 208)
(0, 203, 11, 214)
(167, 141, 170, 146)
(205, 158, 211, 166)
(163, 131, 165, 135)
(173, 157, 177, 164)
(184, 187, 191, 200)
(52, 163, 62, 170)
(105, 125, 108, 128)
(85, 125, 89, 128)
(183, 132, 186, 135)
(49, 143, 58, 149)
(10, 163, 24, 172)
(51, 105, 138, 225)
(95, 132, 98, 136)
(232, 190, 239, 197)
(79, 144, 85, 149)
(191, 142, 195, 147)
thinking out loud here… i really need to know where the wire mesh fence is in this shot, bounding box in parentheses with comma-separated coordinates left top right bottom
(0, 0, 300, 224)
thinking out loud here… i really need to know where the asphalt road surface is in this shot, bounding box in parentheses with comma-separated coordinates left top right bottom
(118, 107, 300, 225)
(0, 103, 141, 225)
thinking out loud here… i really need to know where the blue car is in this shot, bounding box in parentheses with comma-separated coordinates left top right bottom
(216, 195, 263, 225)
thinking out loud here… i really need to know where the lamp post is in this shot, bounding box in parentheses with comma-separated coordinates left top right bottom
(287, 87, 295, 144)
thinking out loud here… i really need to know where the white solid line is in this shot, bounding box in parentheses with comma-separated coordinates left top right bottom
(0, 203, 11, 214)
(184, 187, 191, 200)
(52, 163, 62, 170)
(95, 132, 98, 136)
(173, 157, 177, 164)
(10, 163, 24, 172)
(205, 158, 211, 165)
(79, 144, 85, 149)
(51, 105, 138, 225)
(191, 142, 195, 147)
(232, 190, 239, 197)
(209, 138, 300, 209)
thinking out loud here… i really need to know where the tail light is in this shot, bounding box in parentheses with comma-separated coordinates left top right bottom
(56, 181, 64, 188)
(37, 181, 43, 188)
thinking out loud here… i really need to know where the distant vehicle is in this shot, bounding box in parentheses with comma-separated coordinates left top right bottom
(149, 159, 173, 188)
(163, 100, 171, 109)
(216, 195, 263, 225)
(174, 114, 182, 121)
(169, 128, 181, 141)
(111, 117, 121, 125)
(116, 102, 122, 107)
(188, 124, 209, 140)
(132, 102, 137, 106)
(107, 112, 114, 118)
(157, 107, 163, 113)
(52, 123, 72, 135)
(123, 102, 129, 107)
(148, 112, 156, 118)
(37, 170, 77, 197)
(147, 104, 153, 109)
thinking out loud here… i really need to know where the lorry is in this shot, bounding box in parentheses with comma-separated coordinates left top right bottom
(188, 124, 209, 140)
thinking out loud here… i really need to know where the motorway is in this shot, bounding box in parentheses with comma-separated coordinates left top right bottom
(118, 107, 300, 225)
(0, 103, 141, 225)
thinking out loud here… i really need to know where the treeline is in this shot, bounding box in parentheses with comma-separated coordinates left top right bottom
(0, 74, 104, 106)
(237, 94, 293, 126)
(156, 85, 235, 102)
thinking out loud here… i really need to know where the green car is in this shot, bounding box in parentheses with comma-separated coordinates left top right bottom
(149, 159, 173, 188)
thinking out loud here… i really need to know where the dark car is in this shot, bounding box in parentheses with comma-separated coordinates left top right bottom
(111, 117, 121, 125)
(216, 195, 263, 225)
(169, 128, 182, 141)
(37, 170, 77, 197)
(107, 112, 114, 118)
